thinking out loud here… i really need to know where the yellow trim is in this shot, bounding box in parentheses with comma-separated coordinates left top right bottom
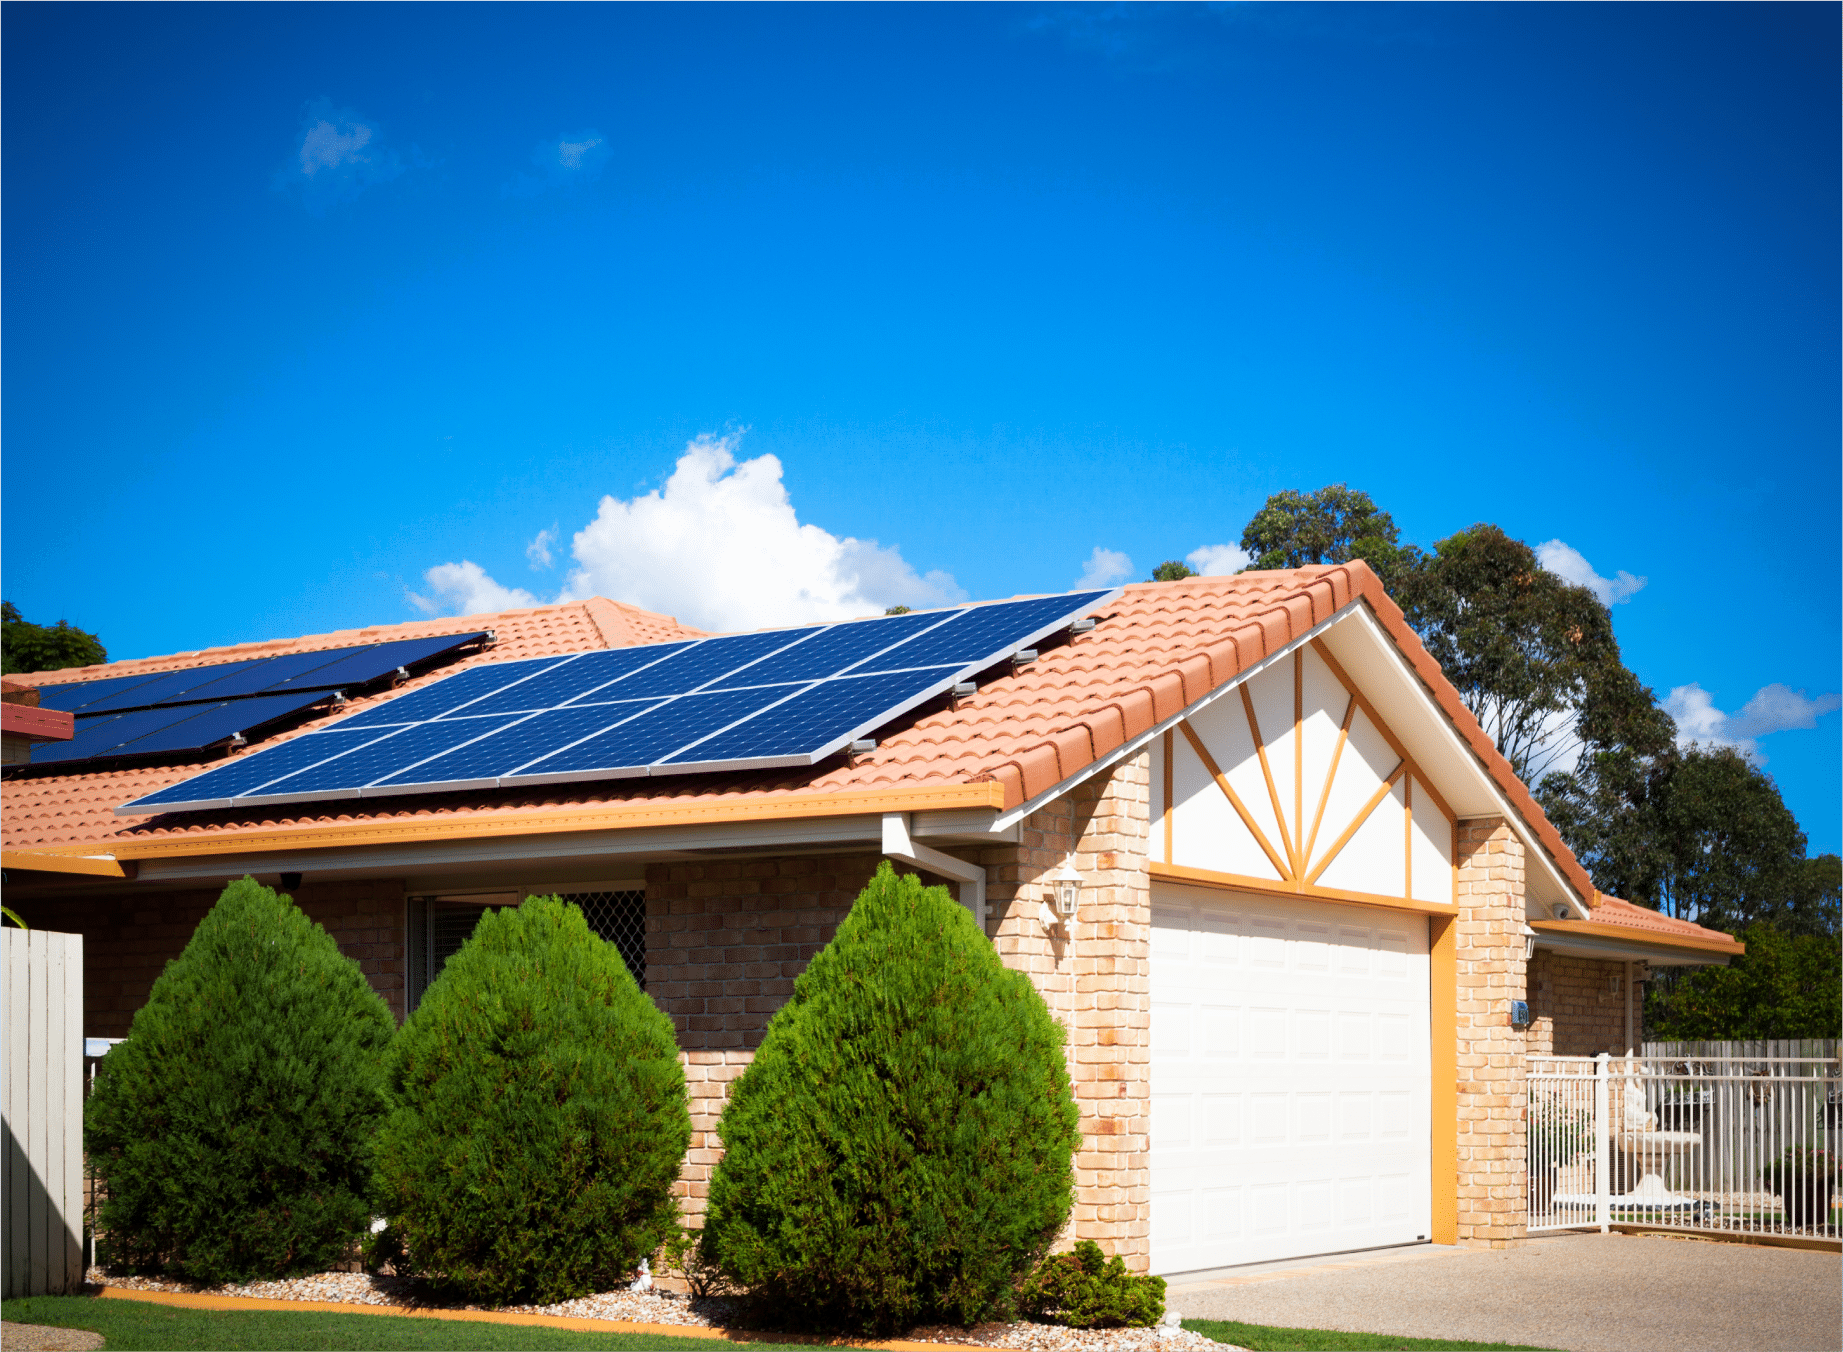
(1530, 917, 1744, 958)
(1149, 859, 1454, 917)
(1, 850, 133, 879)
(1161, 728, 1174, 865)
(1178, 721, 1292, 881)
(1303, 693, 1356, 871)
(1403, 775, 1414, 902)
(1429, 912, 1458, 1246)
(1293, 651, 1304, 865)
(1240, 684, 1299, 877)
(1310, 638, 1460, 828)
(1303, 762, 1406, 888)
(34, 783, 1006, 865)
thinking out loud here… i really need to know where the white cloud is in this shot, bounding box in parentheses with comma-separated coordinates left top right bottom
(1076, 547, 1134, 589)
(505, 128, 611, 197)
(526, 527, 558, 570)
(1663, 682, 1842, 762)
(412, 434, 964, 631)
(1187, 542, 1252, 576)
(1535, 539, 1646, 606)
(407, 561, 539, 618)
(278, 100, 403, 212)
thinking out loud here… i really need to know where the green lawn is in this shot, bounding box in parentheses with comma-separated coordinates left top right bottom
(1182, 1318, 1558, 1351)
(2, 1296, 1571, 1352)
(0, 1296, 816, 1351)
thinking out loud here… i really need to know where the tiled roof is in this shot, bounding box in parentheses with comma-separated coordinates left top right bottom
(1589, 894, 1742, 949)
(0, 568, 1606, 917)
(1, 598, 706, 849)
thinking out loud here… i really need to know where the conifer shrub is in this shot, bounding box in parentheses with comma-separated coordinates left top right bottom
(701, 862, 1081, 1334)
(373, 897, 689, 1306)
(1019, 1240, 1167, 1328)
(84, 878, 395, 1284)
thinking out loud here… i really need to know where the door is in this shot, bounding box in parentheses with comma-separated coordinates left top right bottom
(1149, 881, 1432, 1275)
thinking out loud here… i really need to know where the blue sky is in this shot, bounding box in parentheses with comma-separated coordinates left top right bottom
(4, 3, 1837, 850)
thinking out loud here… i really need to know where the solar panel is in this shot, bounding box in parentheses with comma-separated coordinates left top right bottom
(237, 715, 525, 802)
(661, 665, 964, 772)
(509, 685, 810, 784)
(27, 632, 489, 717)
(118, 588, 1120, 815)
(33, 689, 334, 765)
(66, 661, 273, 715)
(37, 708, 204, 764)
(575, 629, 822, 701)
(371, 699, 671, 790)
(451, 645, 696, 717)
(335, 656, 570, 729)
(33, 670, 173, 714)
(258, 632, 489, 695)
(703, 610, 950, 688)
(119, 727, 407, 811)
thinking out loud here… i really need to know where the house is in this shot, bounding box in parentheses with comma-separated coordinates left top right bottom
(0, 566, 1742, 1275)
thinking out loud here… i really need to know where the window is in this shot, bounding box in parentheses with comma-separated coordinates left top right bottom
(406, 885, 647, 1013)
(557, 889, 648, 988)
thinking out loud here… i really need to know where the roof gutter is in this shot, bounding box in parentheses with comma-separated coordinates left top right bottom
(882, 811, 986, 928)
(1, 850, 136, 879)
(1529, 917, 1744, 963)
(18, 782, 1005, 869)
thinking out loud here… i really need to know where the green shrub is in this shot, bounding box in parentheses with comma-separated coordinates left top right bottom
(1020, 1240, 1166, 1328)
(701, 862, 1080, 1334)
(84, 878, 395, 1284)
(1761, 1145, 1840, 1191)
(373, 897, 689, 1306)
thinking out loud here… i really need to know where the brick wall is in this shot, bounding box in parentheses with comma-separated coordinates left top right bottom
(1452, 817, 1529, 1248)
(40, 879, 407, 1038)
(644, 853, 890, 1221)
(1527, 951, 1643, 1058)
(645, 754, 1155, 1267)
(977, 751, 1153, 1268)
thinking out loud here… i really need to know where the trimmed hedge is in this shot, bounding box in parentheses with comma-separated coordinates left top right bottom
(701, 862, 1080, 1334)
(373, 897, 689, 1306)
(84, 878, 395, 1283)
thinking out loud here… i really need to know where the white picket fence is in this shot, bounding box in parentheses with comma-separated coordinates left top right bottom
(1529, 1053, 1841, 1241)
(2, 928, 86, 1296)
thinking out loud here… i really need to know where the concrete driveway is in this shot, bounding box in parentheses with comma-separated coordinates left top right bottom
(1166, 1233, 1842, 1352)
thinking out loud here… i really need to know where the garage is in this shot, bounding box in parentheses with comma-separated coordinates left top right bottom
(1149, 880, 1433, 1275)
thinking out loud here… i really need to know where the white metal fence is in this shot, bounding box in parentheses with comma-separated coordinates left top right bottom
(1529, 1053, 1841, 1240)
(3, 928, 86, 1296)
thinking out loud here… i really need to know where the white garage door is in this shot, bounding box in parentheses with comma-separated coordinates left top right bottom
(1150, 882, 1432, 1275)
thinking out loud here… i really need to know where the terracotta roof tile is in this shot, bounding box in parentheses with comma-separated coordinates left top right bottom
(2, 599, 705, 849)
(0, 570, 1619, 917)
(1590, 894, 1740, 946)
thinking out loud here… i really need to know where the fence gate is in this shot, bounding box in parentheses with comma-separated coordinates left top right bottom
(3, 927, 86, 1296)
(1528, 1053, 1842, 1242)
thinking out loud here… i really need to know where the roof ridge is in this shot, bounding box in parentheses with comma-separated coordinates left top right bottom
(5, 597, 704, 686)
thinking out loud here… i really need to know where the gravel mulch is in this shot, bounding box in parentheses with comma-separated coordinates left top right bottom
(0, 1322, 106, 1352)
(86, 1268, 1241, 1351)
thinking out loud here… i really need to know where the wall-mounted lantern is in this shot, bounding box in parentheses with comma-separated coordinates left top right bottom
(1045, 863, 1084, 921)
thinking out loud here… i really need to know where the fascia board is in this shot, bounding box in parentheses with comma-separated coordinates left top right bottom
(1327, 605, 1588, 918)
(132, 812, 894, 884)
(1531, 929, 1735, 967)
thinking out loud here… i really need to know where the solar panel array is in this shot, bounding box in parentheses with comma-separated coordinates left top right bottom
(119, 590, 1116, 816)
(29, 631, 488, 770)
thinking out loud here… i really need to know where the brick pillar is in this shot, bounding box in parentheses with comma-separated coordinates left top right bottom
(1452, 816, 1529, 1247)
(982, 752, 1153, 1269)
